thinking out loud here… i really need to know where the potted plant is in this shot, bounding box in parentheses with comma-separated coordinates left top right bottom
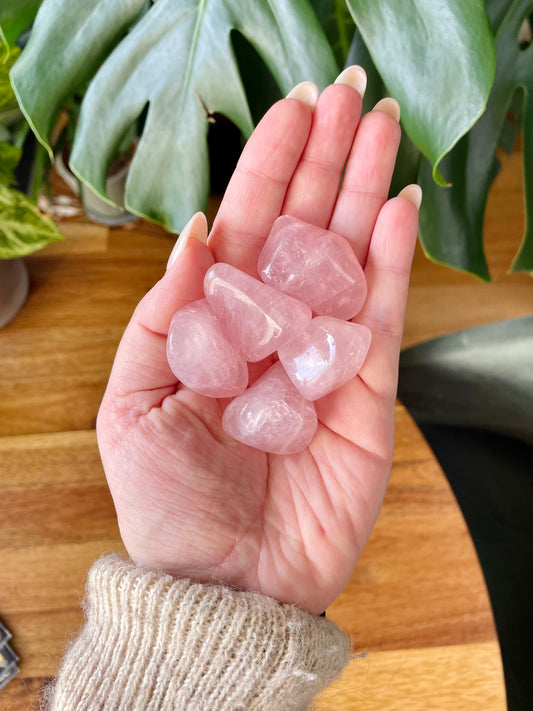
(0, 41, 62, 328)
(3, 0, 531, 280)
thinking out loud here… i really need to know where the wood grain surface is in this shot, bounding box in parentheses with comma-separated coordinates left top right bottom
(1, 147, 529, 709)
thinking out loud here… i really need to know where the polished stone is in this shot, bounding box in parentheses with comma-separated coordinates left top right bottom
(166, 299, 248, 398)
(278, 316, 371, 400)
(258, 215, 367, 319)
(204, 262, 312, 362)
(222, 362, 318, 454)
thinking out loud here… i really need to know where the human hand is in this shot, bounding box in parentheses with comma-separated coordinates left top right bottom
(96, 67, 420, 615)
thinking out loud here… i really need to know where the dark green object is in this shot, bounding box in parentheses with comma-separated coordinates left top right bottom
(417, 0, 533, 279)
(0, 0, 42, 49)
(344, 0, 496, 186)
(399, 316, 533, 446)
(398, 316, 533, 711)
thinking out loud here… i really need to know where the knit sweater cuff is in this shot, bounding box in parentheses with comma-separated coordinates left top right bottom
(45, 554, 351, 710)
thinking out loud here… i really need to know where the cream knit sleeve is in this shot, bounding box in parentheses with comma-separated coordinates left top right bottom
(43, 555, 351, 710)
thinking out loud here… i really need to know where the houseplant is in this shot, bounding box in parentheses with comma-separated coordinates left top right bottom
(0, 40, 62, 326)
(2, 0, 532, 280)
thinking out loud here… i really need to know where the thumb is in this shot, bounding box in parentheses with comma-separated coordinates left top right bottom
(105, 213, 215, 401)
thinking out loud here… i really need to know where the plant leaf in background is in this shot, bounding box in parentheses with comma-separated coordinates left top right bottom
(0, 0, 43, 49)
(67, 0, 337, 230)
(344, 29, 423, 197)
(0, 142, 21, 186)
(11, 0, 337, 233)
(10, 0, 149, 154)
(418, 0, 533, 279)
(0, 44, 21, 122)
(312, 0, 355, 68)
(0, 183, 63, 258)
(344, 0, 496, 187)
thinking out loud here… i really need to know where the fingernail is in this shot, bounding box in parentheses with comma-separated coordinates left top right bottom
(372, 97, 401, 122)
(286, 81, 319, 110)
(398, 184, 422, 210)
(167, 212, 208, 270)
(334, 65, 367, 97)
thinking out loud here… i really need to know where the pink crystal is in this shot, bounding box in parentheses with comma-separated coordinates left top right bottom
(258, 215, 367, 320)
(222, 362, 318, 454)
(204, 263, 312, 362)
(278, 316, 371, 400)
(167, 299, 248, 398)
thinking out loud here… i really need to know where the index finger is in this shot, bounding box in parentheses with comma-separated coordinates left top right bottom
(207, 93, 313, 276)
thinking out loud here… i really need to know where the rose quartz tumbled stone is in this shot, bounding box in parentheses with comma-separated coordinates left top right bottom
(167, 299, 248, 398)
(278, 316, 371, 400)
(258, 215, 367, 320)
(204, 262, 312, 362)
(222, 362, 318, 454)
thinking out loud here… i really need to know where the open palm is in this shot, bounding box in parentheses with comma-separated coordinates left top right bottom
(97, 73, 419, 615)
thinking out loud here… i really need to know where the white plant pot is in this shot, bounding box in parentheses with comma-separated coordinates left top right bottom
(80, 164, 137, 226)
(0, 259, 30, 329)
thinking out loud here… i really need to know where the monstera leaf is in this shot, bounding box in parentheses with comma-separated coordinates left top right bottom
(417, 0, 533, 279)
(11, 0, 337, 232)
(344, 0, 496, 186)
(7, 0, 528, 277)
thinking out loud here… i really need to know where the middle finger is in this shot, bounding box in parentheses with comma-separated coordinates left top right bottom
(281, 67, 366, 226)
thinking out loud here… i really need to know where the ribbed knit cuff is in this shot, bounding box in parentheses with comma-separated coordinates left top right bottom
(44, 555, 351, 710)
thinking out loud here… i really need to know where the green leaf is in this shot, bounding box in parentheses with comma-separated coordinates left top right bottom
(418, 0, 533, 278)
(0, 183, 63, 258)
(12, 0, 337, 233)
(344, 30, 382, 111)
(312, 0, 354, 68)
(231, 32, 282, 127)
(0, 44, 20, 115)
(344, 0, 496, 186)
(309, 0, 332, 23)
(10, 0, 148, 157)
(0, 141, 21, 186)
(0, 0, 43, 49)
(345, 31, 422, 197)
(486, 0, 515, 33)
(512, 18, 533, 272)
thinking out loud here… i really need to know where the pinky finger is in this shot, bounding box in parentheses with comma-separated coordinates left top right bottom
(355, 185, 421, 400)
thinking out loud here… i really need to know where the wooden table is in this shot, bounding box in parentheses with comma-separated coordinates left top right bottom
(2, 149, 529, 709)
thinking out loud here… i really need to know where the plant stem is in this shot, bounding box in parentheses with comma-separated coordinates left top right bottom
(29, 140, 48, 202)
(12, 120, 29, 149)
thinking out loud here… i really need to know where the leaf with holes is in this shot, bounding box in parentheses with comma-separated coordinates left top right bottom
(11, 0, 337, 232)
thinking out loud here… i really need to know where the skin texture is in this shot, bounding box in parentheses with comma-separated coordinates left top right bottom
(96, 77, 419, 615)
